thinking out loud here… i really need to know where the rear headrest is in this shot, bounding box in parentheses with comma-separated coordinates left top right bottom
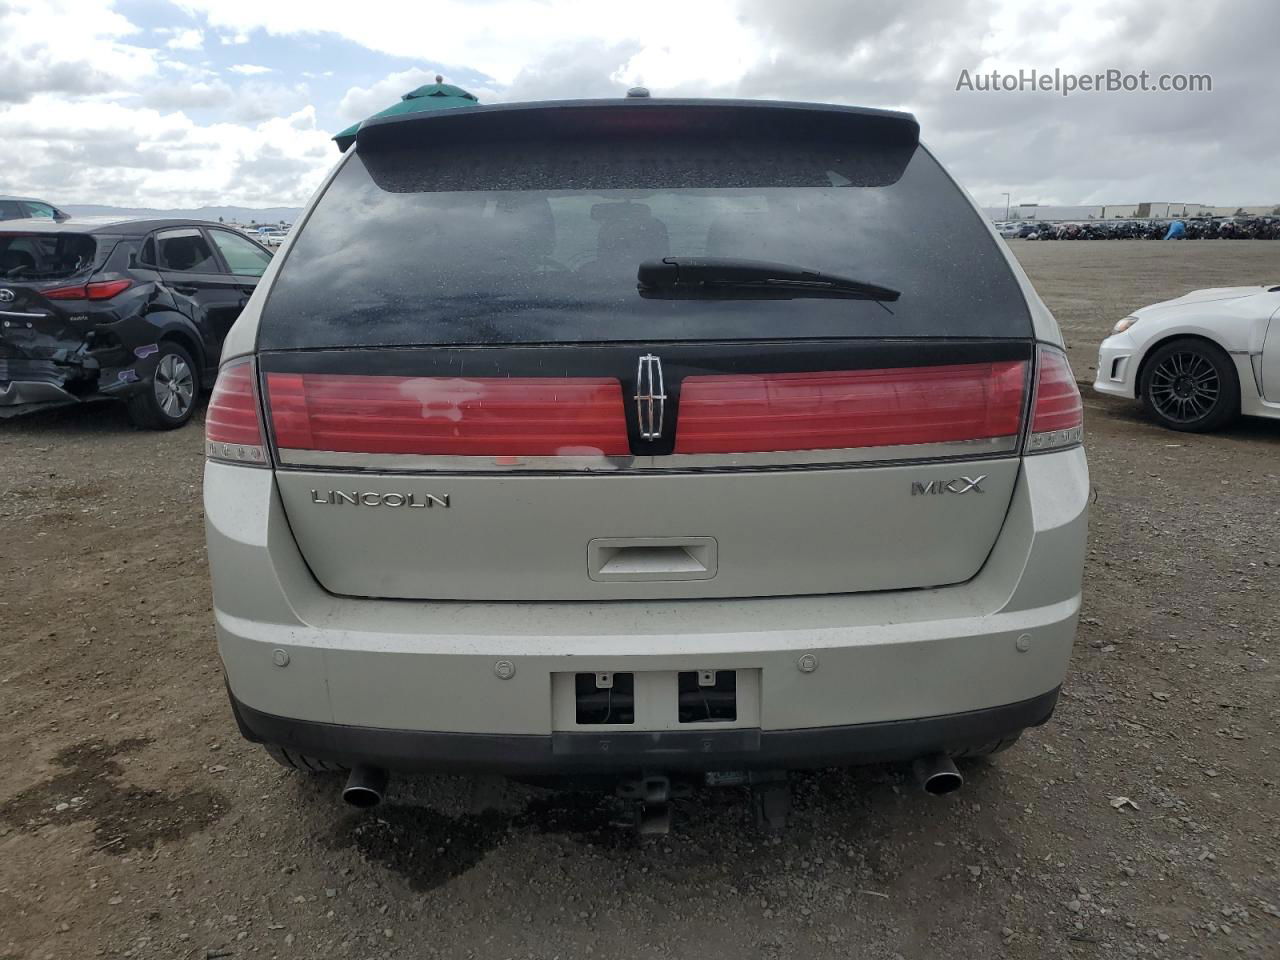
(591, 201, 653, 223)
(495, 195, 555, 257)
(0, 249, 35, 273)
(597, 211, 668, 260)
(166, 238, 198, 270)
(705, 211, 774, 258)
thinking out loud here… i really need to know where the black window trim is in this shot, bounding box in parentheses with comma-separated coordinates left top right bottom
(137, 232, 159, 268)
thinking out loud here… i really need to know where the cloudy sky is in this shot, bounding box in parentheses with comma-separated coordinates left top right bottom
(2, 0, 1276, 210)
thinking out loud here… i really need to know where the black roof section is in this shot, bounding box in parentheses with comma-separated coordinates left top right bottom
(354, 98, 920, 152)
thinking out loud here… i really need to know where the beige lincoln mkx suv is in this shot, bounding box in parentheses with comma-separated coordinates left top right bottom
(203, 96, 1087, 829)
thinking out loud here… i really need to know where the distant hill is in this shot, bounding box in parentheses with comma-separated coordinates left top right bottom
(62, 204, 304, 224)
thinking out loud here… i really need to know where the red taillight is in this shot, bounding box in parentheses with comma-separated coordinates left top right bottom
(205, 358, 268, 465)
(43, 284, 86, 300)
(1026, 346, 1084, 452)
(87, 279, 132, 299)
(265, 373, 630, 457)
(43, 279, 133, 300)
(674, 361, 1028, 454)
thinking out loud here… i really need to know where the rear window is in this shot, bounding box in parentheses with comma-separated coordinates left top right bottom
(0, 232, 98, 281)
(259, 136, 1030, 349)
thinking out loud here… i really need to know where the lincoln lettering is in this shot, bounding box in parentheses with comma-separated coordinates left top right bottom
(310, 490, 450, 508)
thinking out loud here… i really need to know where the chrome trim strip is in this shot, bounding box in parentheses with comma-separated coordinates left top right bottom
(276, 435, 1020, 473)
(0, 310, 48, 319)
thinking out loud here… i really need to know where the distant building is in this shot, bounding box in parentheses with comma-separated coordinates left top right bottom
(1100, 205, 1138, 219)
(1204, 204, 1280, 217)
(1133, 202, 1213, 218)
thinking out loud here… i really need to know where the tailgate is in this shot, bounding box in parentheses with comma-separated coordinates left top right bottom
(0, 231, 104, 365)
(263, 340, 1031, 601)
(245, 100, 1043, 602)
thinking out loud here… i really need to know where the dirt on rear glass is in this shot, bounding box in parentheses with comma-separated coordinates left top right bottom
(0, 239, 1276, 960)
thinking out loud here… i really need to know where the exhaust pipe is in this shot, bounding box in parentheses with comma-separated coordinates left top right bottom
(342, 765, 388, 808)
(912, 753, 963, 796)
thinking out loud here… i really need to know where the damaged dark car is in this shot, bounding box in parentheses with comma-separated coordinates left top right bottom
(0, 218, 272, 428)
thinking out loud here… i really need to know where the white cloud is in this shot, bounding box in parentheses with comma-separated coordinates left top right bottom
(0, 1, 332, 209)
(228, 80, 310, 123)
(501, 41, 641, 102)
(0, 97, 334, 207)
(337, 68, 443, 123)
(163, 27, 204, 51)
(2, 0, 1277, 209)
(0, 0, 160, 104)
(179, 0, 760, 88)
(141, 79, 234, 111)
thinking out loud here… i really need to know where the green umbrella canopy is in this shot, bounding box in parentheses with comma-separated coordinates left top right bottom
(333, 76, 479, 150)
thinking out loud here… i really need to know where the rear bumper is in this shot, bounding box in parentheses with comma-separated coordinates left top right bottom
(229, 684, 1060, 774)
(0, 378, 81, 417)
(0, 352, 149, 418)
(207, 446, 1089, 759)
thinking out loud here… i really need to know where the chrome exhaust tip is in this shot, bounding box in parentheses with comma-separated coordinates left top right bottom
(342, 765, 388, 808)
(912, 753, 963, 796)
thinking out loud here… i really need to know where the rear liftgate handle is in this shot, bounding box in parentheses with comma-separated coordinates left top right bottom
(586, 537, 718, 583)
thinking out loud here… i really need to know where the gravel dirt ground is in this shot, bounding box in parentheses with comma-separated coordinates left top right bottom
(1, 240, 1277, 960)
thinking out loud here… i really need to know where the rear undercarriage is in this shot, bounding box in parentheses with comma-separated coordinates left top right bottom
(230, 686, 1057, 832)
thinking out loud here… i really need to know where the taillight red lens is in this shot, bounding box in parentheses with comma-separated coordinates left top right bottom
(44, 284, 87, 300)
(674, 361, 1028, 454)
(86, 279, 132, 299)
(1027, 346, 1084, 452)
(42, 279, 132, 300)
(205, 358, 267, 465)
(265, 373, 630, 457)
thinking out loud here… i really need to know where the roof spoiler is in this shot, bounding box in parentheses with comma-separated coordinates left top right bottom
(354, 98, 920, 152)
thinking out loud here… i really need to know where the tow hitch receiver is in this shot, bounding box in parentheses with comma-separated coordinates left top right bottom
(617, 772, 691, 835)
(615, 769, 791, 835)
(748, 772, 792, 833)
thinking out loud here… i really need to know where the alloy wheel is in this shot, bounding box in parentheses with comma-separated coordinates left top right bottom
(153, 353, 195, 419)
(1147, 350, 1220, 424)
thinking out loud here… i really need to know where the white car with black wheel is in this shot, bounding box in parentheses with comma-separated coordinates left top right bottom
(1094, 285, 1280, 431)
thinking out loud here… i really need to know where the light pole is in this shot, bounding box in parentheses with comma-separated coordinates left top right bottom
(1002, 192, 1011, 220)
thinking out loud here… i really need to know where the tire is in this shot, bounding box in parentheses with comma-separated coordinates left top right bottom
(1138, 337, 1239, 433)
(262, 744, 345, 774)
(953, 733, 1022, 758)
(127, 342, 199, 430)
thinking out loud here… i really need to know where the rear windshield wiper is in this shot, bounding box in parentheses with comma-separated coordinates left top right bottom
(637, 257, 901, 304)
